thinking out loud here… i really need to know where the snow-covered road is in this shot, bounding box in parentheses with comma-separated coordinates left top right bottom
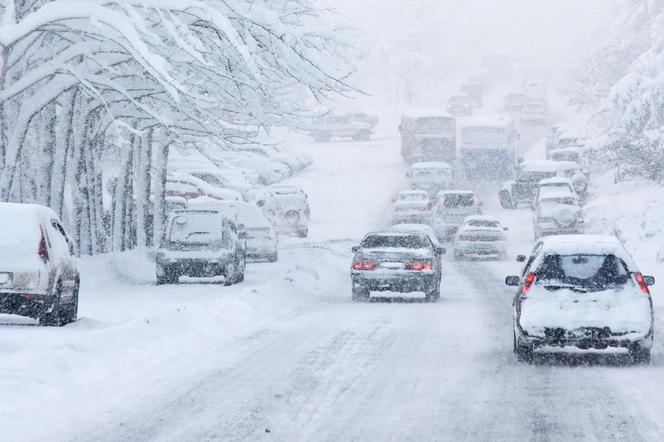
(4, 133, 664, 441)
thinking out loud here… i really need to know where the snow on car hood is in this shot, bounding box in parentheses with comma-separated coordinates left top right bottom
(519, 285, 652, 337)
(539, 202, 580, 225)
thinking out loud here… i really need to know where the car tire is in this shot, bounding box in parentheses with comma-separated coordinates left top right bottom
(630, 344, 651, 365)
(514, 331, 533, 363)
(156, 267, 178, 285)
(499, 190, 513, 209)
(62, 280, 80, 324)
(40, 281, 65, 327)
(267, 252, 278, 263)
(425, 287, 440, 303)
(352, 287, 370, 302)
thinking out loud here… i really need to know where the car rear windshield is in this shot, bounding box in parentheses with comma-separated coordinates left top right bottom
(399, 193, 428, 202)
(442, 194, 474, 208)
(466, 220, 499, 228)
(518, 171, 556, 182)
(536, 254, 631, 290)
(414, 118, 454, 133)
(168, 212, 222, 244)
(361, 235, 429, 249)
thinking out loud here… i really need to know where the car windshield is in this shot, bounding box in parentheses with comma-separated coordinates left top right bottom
(168, 212, 222, 245)
(361, 235, 429, 249)
(466, 219, 499, 228)
(518, 171, 556, 182)
(414, 118, 454, 133)
(462, 127, 508, 145)
(536, 254, 631, 290)
(441, 194, 474, 208)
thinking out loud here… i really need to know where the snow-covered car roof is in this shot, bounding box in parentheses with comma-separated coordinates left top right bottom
(461, 114, 513, 128)
(520, 160, 581, 173)
(438, 190, 475, 197)
(398, 190, 429, 196)
(463, 215, 500, 224)
(538, 189, 579, 201)
(536, 235, 638, 270)
(411, 161, 453, 170)
(539, 177, 573, 186)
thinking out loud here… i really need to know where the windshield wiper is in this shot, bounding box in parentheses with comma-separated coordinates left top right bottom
(542, 282, 588, 293)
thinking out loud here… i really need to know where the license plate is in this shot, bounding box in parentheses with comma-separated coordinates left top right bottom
(380, 262, 404, 270)
(0, 273, 11, 285)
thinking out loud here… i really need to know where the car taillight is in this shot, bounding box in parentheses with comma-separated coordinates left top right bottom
(38, 227, 49, 264)
(522, 272, 536, 293)
(407, 261, 433, 271)
(352, 261, 376, 271)
(635, 272, 650, 295)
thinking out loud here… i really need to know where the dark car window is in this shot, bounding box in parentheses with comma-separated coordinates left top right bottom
(361, 235, 430, 249)
(536, 254, 630, 290)
(442, 194, 474, 208)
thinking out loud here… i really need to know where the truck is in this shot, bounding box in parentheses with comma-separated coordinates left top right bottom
(399, 114, 456, 164)
(459, 115, 518, 181)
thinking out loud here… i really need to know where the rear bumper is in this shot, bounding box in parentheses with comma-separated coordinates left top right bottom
(518, 326, 654, 350)
(157, 257, 234, 277)
(0, 292, 55, 318)
(351, 271, 437, 293)
(454, 240, 506, 257)
(393, 213, 431, 224)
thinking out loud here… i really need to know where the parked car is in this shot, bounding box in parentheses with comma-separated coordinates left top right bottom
(166, 173, 243, 202)
(408, 161, 454, 198)
(156, 208, 246, 285)
(350, 231, 445, 302)
(202, 200, 278, 262)
(0, 203, 79, 326)
(310, 112, 377, 142)
(447, 95, 474, 117)
(392, 190, 432, 225)
(453, 216, 508, 260)
(210, 151, 290, 185)
(533, 193, 584, 239)
(172, 167, 253, 198)
(507, 235, 655, 363)
(251, 186, 310, 237)
(432, 191, 481, 241)
(504, 93, 527, 112)
(239, 145, 313, 173)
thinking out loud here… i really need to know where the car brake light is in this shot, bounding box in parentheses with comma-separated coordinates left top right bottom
(635, 272, 650, 295)
(522, 272, 535, 293)
(407, 261, 433, 271)
(38, 227, 49, 264)
(352, 261, 376, 271)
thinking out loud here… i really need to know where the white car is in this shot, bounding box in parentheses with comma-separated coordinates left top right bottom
(0, 203, 79, 326)
(408, 162, 454, 197)
(431, 190, 481, 241)
(199, 200, 278, 262)
(534, 177, 580, 207)
(453, 216, 507, 260)
(392, 190, 432, 225)
(508, 235, 655, 363)
(166, 173, 243, 202)
(171, 167, 253, 198)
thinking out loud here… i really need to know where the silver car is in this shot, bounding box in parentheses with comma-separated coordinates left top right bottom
(0, 203, 79, 326)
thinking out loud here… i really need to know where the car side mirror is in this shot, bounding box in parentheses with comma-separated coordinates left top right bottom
(516, 255, 526, 262)
(435, 247, 446, 255)
(352, 246, 359, 253)
(503, 227, 509, 231)
(644, 275, 656, 287)
(505, 275, 521, 286)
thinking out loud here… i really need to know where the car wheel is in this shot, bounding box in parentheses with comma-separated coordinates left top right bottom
(499, 190, 513, 209)
(352, 287, 370, 302)
(157, 266, 178, 285)
(425, 287, 440, 303)
(62, 280, 79, 324)
(267, 252, 278, 263)
(40, 281, 65, 327)
(514, 330, 533, 363)
(630, 344, 651, 365)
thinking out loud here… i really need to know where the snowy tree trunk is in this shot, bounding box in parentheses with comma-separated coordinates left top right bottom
(152, 133, 170, 248)
(51, 89, 77, 218)
(135, 127, 153, 248)
(37, 102, 56, 207)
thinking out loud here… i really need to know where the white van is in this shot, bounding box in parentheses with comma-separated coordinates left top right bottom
(0, 203, 79, 325)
